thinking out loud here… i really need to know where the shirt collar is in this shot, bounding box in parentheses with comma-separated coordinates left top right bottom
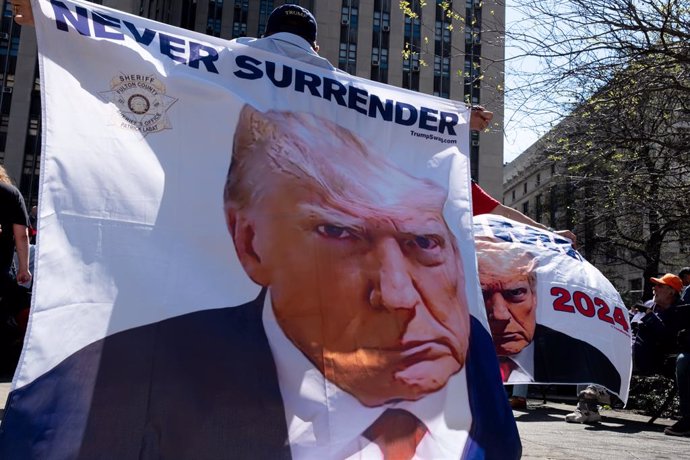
(505, 341, 535, 381)
(265, 32, 316, 55)
(262, 292, 471, 459)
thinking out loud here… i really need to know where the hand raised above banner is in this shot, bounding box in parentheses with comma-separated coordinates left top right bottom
(554, 229, 577, 245)
(10, 0, 34, 26)
(470, 105, 493, 131)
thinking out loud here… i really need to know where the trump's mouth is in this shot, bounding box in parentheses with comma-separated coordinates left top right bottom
(494, 332, 525, 344)
(399, 341, 453, 364)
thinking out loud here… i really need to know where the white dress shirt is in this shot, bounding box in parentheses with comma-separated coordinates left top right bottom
(504, 342, 535, 383)
(262, 294, 472, 459)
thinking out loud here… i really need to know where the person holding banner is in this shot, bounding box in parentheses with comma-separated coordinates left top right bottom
(470, 180, 576, 410)
(471, 179, 576, 247)
(474, 227, 622, 393)
(234, 4, 337, 73)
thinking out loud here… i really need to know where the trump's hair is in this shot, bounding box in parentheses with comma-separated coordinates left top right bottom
(475, 238, 538, 293)
(224, 104, 446, 214)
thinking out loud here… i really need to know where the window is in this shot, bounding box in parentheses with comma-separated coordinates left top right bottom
(181, 0, 198, 31)
(402, 0, 422, 91)
(523, 182, 527, 194)
(339, 0, 359, 73)
(522, 201, 529, 215)
(434, 21, 451, 44)
(206, 0, 223, 37)
(629, 278, 642, 292)
(339, 43, 357, 63)
(257, 0, 274, 36)
(433, 56, 450, 76)
(371, 0, 391, 83)
(230, 0, 249, 38)
(463, 2, 482, 108)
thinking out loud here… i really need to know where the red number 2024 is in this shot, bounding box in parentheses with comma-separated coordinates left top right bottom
(551, 287, 629, 332)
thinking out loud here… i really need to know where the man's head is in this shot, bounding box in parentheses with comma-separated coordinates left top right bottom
(224, 105, 470, 407)
(476, 239, 537, 356)
(678, 267, 690, 287)
(264, 4, 319, 51)
(650, 273, 682, 309)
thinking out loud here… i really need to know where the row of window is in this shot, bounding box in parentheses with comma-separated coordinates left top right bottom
(509, 164, 557, 201)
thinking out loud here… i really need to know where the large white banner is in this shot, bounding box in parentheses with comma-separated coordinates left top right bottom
(0, 1, 520, 459)
(474, 215, 632, 400)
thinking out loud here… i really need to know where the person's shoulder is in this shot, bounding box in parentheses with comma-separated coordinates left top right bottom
(0, 181, 19, 197)
(232, 36, 261, 46)
(669, 303, 690, 324)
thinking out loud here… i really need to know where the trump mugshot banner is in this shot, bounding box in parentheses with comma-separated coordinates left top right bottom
(0, 1, 521, 459)
(474, 215, 632, 400)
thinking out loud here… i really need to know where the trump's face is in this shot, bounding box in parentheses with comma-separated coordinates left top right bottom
(479, 269, 536, 356)
(229, 174, 469, 407)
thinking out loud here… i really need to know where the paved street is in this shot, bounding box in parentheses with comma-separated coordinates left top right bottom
(1, 383, 689, 458)
(515, 401, 690, 459)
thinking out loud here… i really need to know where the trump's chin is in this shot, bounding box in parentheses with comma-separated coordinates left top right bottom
(323, 351, 462, 408)
(394, 355, 462, 394)
(495, 340, 527, 357)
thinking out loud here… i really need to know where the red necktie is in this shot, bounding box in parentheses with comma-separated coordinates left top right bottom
(499, 358, 516, 382)
(363, 409, 427, 460)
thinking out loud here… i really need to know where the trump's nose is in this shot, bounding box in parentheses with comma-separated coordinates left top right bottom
(487, 292, 511, 321)
(369, 238, 420, 311)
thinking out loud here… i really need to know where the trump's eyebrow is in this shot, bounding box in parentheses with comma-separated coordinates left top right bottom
(297, 202, 449, 237)
(394, 216, 448, 238)
(297, 202, 366, 230)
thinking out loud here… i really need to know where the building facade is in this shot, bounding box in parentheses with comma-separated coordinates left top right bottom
(0, 0, 505, 204)
(503, 135, 690, 305)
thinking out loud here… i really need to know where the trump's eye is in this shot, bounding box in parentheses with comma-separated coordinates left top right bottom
(405, 235, 440, 250)
(503, 288, 528, 302)
(316, 224, 356, 240)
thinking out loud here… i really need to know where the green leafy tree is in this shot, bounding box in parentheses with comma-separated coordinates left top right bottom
(539, 64, 690, 298)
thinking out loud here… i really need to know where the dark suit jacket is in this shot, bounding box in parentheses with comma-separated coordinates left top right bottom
(532, 324, 622, 393)
(0, 292, 520, 460)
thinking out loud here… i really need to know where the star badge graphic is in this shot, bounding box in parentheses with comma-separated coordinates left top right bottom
(100, 73, 177, 136)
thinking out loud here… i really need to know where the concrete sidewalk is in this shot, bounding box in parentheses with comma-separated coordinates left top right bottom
(515, 400, 690, 459)
(1, 383, 689, 458)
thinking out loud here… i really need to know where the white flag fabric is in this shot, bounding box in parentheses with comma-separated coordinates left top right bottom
(0, 1, 520, 459)
(474, 215, 632, 401)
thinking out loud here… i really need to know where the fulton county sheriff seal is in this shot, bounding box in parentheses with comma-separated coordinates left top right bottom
(100, 74, 177, 135)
